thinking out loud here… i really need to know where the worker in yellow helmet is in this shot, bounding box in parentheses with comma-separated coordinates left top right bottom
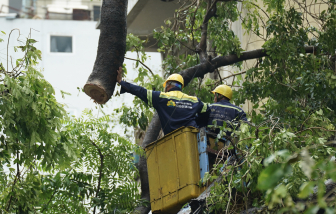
(197, 84, 247, 136)
(117, 67, 209, 135)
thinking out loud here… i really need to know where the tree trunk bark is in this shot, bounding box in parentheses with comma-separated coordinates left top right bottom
(133, 113, 162, 214)
(84, 0, 128, 104)
(181, 46, 315, 86)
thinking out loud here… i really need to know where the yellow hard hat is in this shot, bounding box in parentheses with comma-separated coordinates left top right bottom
(163, 74, 184, 88)
(211, 85, 232, 100)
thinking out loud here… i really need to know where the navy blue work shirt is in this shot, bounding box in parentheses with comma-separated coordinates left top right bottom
(119, 81, 209, 135)
(196, 99, 247, 136)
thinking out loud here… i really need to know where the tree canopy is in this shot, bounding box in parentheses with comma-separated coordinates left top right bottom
(118, 0, 336, 213)
(0, 30, 142, 213)
(0, 0, 335, 213)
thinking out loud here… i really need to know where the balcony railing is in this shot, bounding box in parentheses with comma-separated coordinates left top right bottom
(0, 4, 100, 21)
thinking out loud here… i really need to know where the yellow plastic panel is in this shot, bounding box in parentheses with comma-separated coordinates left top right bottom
(145, 127, 205, 214)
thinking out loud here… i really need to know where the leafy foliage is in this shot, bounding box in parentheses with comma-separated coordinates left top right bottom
(124, 0, 336, 213)
(1, 0, 336, 213)
(38, 112, 142, 213)
(205, 109, 335, 213)
(0, 31, 141, 213)
(114, 34, 165, 132)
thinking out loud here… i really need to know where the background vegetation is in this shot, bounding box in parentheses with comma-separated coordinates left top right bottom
(0, 30, 142, 213)
(119, 0, 336, 213)
(0, 0, 336, 213)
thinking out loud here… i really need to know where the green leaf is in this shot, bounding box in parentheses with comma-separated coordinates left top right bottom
(257, 164, 287, 190)
(300, 149, 315, 179)
(298, 181, 314, 199)
(28, 39, 37, 44)
(258, 164, 284, 190)
(263, 154, 276, 166)
(304, 205, 319, 214)
(275, 184, 287, 197)
(60, 90, 71, 98)
(325, 208, 335, 214)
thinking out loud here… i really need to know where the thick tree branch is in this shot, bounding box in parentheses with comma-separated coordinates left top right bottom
(198, 0, 217, 62)
(133, 113, 162, 214)
(198, 0, 236, 62)
(181, 46, 315, 86)
(190, 1, 200, 48)
(84, 0, 127, 104)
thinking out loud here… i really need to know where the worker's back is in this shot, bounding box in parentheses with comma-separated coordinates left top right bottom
(150, 89, 207, 134)
(119, 80, 208, 135)
(206, 99, 246, 135)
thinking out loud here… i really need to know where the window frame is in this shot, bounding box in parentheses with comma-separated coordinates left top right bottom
(48, 34, 75, 55)
(93, 5, 101, 22)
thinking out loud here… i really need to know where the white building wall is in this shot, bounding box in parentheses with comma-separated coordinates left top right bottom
(1, 0, 139, 17)
(0, 0, 9, 13)
(218, 2, 243, 87)
(35, 0, 102, 20)
(128, 0, 138, 13)
(0, 18, 162, 118)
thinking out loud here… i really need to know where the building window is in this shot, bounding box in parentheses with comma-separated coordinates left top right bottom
(50, 36, 72, 53)
(9, 0, 22, 14)
(93, 6, 101, 21)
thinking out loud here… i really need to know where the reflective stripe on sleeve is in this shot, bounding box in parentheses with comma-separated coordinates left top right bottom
(201, 102, 208, 113)
(147, 90, 153, 107)
(159, 94, 198, 103)
(210, 104, 242, 112)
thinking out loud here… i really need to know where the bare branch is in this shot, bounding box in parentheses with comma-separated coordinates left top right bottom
(248, 2, 269, 19)
(176, 38, 198, 53)
(6, 152, 21, 211)
(124, 57, 155, 76)
(90, 140, 104, 214)
(207, 70, 247, 86)
(190, 1, 201, 47)
(7, 29, 20, 73)
(41, 189, 58, 213)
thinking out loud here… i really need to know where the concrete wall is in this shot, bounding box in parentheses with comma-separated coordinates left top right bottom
(35, 0, 102, 19)
(0, 18, 162, 118)
(237, 0, 329, 112)
(128, 0, 138, 14)
(203, 2, 249, 111)
(9, 0, 22, 13)
(0, 0, 8, 13)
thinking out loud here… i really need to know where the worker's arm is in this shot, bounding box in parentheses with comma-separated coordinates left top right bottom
(199, 100, 210, 115)
(238, 110, 248, 122)
(195, 100, 210, 127)
(119, 81, 150, 103)
(117, 67, 159, 107)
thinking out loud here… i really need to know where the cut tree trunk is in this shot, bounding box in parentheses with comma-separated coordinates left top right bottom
(84, 0, 128, 104)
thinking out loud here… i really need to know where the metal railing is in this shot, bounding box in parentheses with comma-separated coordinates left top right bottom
(0, 4, 100, 21)
(0, 4, 35, 17)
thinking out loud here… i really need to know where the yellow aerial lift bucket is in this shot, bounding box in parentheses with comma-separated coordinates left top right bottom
(145, 127, 206, 213)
